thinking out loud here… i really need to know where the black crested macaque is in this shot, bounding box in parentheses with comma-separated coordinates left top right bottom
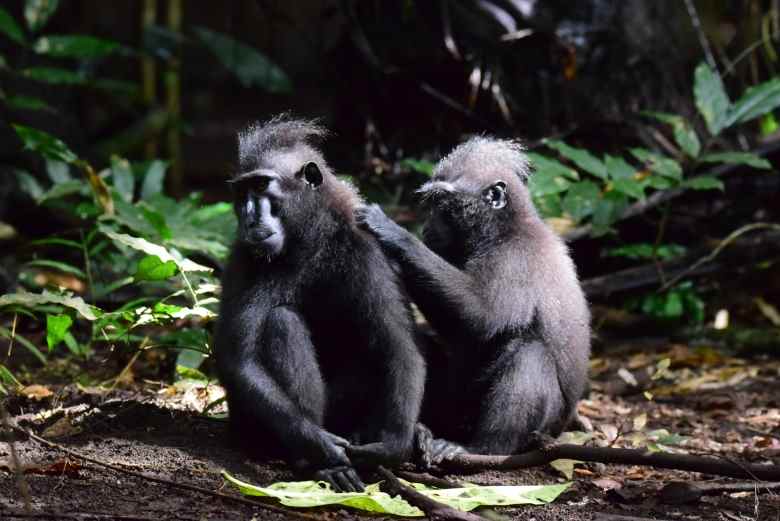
(214, 116, 425, 491)
(355, 137, 590, 465)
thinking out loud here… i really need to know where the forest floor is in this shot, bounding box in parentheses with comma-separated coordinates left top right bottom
(1, 339, 780, 521)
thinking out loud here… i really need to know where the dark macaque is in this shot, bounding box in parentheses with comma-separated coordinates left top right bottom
(214, 116, 425, 491)
(356, 137, 590, 465)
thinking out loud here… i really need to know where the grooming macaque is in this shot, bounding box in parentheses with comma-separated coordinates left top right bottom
(356, 137, 590, 465)
(214, 116, 425, 491)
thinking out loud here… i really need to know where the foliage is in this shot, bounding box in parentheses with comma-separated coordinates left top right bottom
(2, 117, 230, 392)
(527, 62, 778, 236)
(222, 473, 570, 516)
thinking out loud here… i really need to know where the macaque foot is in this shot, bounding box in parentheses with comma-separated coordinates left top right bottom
(413, 423, 467, 470)
(313, 465, 366, 492)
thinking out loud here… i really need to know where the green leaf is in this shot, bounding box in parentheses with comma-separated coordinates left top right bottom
(25, 0, 59, 32)
(13, 169, 44, 200)
(176, 365, 209, 382)
(176, 346, 208, 372)
(46, 313, 72, 351)
(140, 160, 167, 199)
(0, 6, 26, 45)
(604, 155, 636, 180)
(591, 191, 628, 235)
(760, 113, 779, 135)
(193, 27, 292, 93)
(700, 152, 772, 170)
(29, 237, 83, 249)
(642, 112, 701, 158)
(527, 153, 579, 180)
(693, 62, 731, 135)
(400, 158, 435, 177)
(110, 156, 135, 202)
(612, 178, 646, 200)
(682, 176, 724, 191)
(528, 169, 571, 197)
(0, 289, 98, 320)
(141, 206, 172, 241)
(22, 66, 86, 84)
(25, 259, 86, 278)
(533, 193, 563, 218)
(223, 473, 571, 516)
(604, 243, 687, 261)
(5, 95, 54, 112)
(37, 179, 84, 203)
(561, 180, 600, 222)
(12, 124, 77, 163)
(727, 77, 780, 126)
(100, 227, 212, 273)
(33, 34, 120, 59)
(629, 148, 683, 180)
(545, 140, 607, 179)
(134, 255, 179, 281)
(46, 158, 71, 183)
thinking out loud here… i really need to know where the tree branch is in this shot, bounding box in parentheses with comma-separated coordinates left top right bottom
(442, 444, 780, 481)
(581, 229, 780, 297)
(377, 466, 486, 521)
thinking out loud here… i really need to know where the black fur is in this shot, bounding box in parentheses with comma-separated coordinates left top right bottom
(215, 115, 425, 490)
(356, 137, 590, 464)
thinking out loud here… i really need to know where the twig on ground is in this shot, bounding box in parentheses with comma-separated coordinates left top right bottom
(395, 470, 464, 489)
(377, 466, 486, 521)
(659, 480, 780, 504)
(442, 444, 780, 481)
(562, 141, 780, 242)
(9, 424, 317, 521)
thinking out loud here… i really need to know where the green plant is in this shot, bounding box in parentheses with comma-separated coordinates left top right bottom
(527, 62, 776, 236)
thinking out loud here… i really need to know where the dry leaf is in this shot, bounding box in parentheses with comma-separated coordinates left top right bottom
(632, 413, 648, 432)
(21, 384, 53, 400)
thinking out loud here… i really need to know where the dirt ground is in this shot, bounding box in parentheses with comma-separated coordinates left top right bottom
(2, 341, 780, 521)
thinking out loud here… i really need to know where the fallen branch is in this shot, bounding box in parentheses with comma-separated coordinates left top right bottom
(7, 424, 317, 521)
(582, 229, 780, 297)
(563, 141, 780, 242)
(377, 466, 486, 521)
(395, 470, 464, 489)
(659, 480, 780, 504)
(443, 444, 780, 481)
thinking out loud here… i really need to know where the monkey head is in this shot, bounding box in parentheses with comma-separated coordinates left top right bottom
(230, 116, 359, 259)
(416, 137, 533, 261)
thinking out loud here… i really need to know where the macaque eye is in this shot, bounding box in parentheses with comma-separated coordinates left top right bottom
(300, 162, 323, 188)
(483, 181, 507, 209)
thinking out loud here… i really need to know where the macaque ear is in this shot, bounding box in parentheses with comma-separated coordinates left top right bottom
(483, 180, 507, 209)
(300, 162, 323, 188)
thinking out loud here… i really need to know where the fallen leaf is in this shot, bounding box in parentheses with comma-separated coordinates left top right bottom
(21, 384, 53, 400)
(592, 478, 622, 491)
